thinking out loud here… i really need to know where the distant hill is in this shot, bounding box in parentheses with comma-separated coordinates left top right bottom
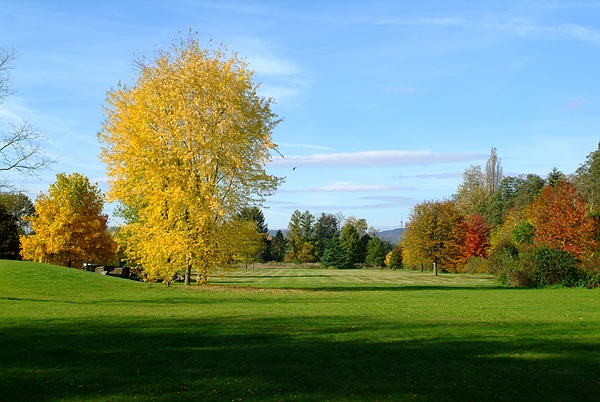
(268, 228, 404, 245)
(374, 228, 405, 245)
(268, 229, 288, 237)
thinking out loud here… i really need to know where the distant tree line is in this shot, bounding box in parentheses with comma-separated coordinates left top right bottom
(259, 211, 398, 269)
(402, 146, 600, 287)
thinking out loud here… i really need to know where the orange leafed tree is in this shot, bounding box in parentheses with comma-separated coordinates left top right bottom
(529, 181, 597, 255)
(461, 213, 491, 261)
(20, 172, 116, 267)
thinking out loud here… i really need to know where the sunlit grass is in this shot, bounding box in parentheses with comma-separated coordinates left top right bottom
(1, 260, 599, 401)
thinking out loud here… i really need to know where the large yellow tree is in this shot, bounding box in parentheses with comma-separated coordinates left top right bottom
(20, 173, 116, 267)
(98, 34, 283, 284)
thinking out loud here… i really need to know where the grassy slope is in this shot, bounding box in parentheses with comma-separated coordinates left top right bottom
(1, 260, 599, 401)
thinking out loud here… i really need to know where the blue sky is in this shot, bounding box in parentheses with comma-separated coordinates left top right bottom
(1, 1, 599, 231)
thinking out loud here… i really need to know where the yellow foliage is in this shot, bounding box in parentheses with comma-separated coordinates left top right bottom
(489, 207, 530, 250)
(98, 33, 282, 283)
(233, 220, 266, 265)
(398, 244, 423, 269)
(20, 173, 116, 267)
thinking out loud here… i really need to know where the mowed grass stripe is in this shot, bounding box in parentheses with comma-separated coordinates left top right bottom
(212, 266, 497, 288)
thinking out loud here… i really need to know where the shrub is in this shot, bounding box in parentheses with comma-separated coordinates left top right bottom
(492, 252, 533, 287)
(463, 256, 489, 274)
(491, 244, 587, 288)
(487, 238, 519, 276)
(526, 247, 580, 287)
(384, 246, 403, 270)
(510, 221, 534, 245)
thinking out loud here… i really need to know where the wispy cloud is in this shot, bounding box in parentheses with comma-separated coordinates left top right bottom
(282, 197, 419, 211)
(281, 182, 416, 193)
(197, 1, 276, 17)
(392, 172, 463, 179)
(247, 54, 303, 76)
(231, 37, 308, 101)
(269, 150, 485, 168)
(278, 143, 334, 150)
(489, 18, 600, 44)
(372, 17, 465, 27)
(559, 24, 600, 43)
(563, 97, 586, 112)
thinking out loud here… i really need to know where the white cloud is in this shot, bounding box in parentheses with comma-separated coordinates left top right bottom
(269, 150, 485, 168)
(282, 198, 419, 211)
(282, 182, 416, 193)
(559, 24, 600, 43)
(488, 18, 600, 44)
(278, 143, 333, 150)
(230, 37, 309, 101)
(257, 84, 303, 101)
(393, 172, 463, 179)
(247, 55, 303, 76)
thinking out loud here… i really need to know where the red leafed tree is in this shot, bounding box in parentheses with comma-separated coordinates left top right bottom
(529, 181, 597, 255)
(462, 213, 491, 260)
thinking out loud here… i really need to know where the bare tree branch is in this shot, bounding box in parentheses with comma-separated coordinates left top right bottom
(0, 46, 55, 190)
(0, 46, 18, 106)
(1, 120, 54, 173)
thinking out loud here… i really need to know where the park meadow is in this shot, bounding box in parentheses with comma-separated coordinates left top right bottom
(1, 260, 599, 401)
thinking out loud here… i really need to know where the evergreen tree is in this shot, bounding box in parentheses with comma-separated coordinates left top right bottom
(270, 230, 287, 262)
(321, 235, 348, 269)
(340, 223, 360, 268)
(365, 236, 387, 267)
(314, 213, 339, 260)
(0, 204, 20, 259)
(237, 206, 270, 261)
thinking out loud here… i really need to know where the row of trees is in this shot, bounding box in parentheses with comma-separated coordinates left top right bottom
(232, 208, 401, 269)
(277, 211, 399, 268)
(401, 146, 600, 287)
(1, 174, 399, 273)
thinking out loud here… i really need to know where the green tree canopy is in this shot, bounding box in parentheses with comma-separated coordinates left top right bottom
(0, 192, 34, 235)
(0, 203, 20, 259)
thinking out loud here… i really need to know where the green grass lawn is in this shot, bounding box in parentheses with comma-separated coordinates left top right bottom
(1, 261, 599, 401)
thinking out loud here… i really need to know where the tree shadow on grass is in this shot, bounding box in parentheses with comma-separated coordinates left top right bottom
(1, 315, 599, 402)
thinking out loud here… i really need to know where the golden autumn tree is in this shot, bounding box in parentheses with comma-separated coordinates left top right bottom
(402, 200, 464, 275)
(20, 172, 116, 267)
(98, 33, 283, 284)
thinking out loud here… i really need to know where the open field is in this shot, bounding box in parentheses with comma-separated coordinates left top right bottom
(1, 261, 599, 401)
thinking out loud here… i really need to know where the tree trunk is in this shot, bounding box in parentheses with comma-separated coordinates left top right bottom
(184, 263, 191, 286)
(433, 260, 438, 276)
